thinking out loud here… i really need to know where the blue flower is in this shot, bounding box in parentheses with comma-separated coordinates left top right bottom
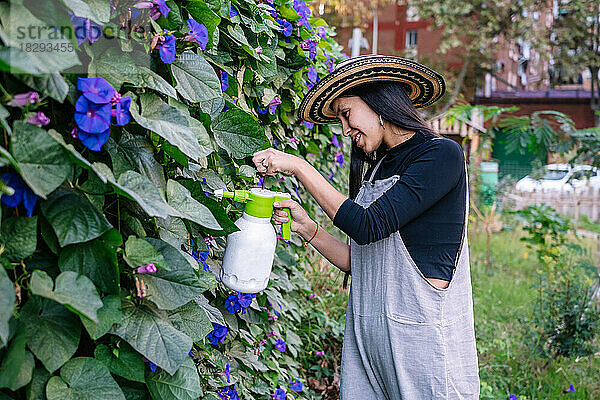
(273, 388, 286, 400)
(112, 96, 131, 126)
(188, 349, 193, 357)
(74, 95, 111, 133)
(225, 363, 230, 383)
(229, 5, 238, 17)
(206, 323, 228, 345)
(157, 33, 176, 64)
(218, 385, 239, 400)
(303, 120, 314, 129)
(301, 39, 317, 60)
(293, 0, 312, 30)
(257, 107, 268, 114)
(186, 18, 209, 50)
(153, 0, 170, 17)
(275, 338, 287, 352)
(1, 173, 38, 217)
(331, 134, 341, 147)
(225, 295, 241, 313)
(317, 26, 327, 38)
(220, 71, 229, 91)
(70, 14, 103, 46)
(289, 378, 303, 392)
(148, 361, 158, 373)
(275, 18, 293, 37)
(236, 293, 255, 313)
(306, 66, 318, 83)
(77, 77, 115, 104)
(508, 395, 517, 400)
(335, 151, 344, 167)
(77, 127, 111, 152)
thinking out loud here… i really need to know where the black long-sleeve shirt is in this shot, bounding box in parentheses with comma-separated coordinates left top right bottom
(333, 131, 467, 281)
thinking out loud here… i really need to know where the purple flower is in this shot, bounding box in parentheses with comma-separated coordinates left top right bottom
(335, 151, 344, 167)
(27, 111, 50, 126)
(135, 0, 169, 19)
(254, 177, 264, 188)
(315, 350, 324, 356)
(225, 294, 241, 313)
(74, 95, 111, 133)
(287, 137, 299, 143)
(70, 14, 103, 46)
(255, 46, 263, 54)
(111, 94, 131, 126)
(206, 323, 228, 345)
(185, 18, 209, 50)
(289, 378, 303, 392)
(137, 263, 157, 274)
(77, 77, 115, 104)
(275, 339, 286, 352)
(218, 386, 239, 400)
(267, 331, 277, 337)
(268, 97, 281, 114)
(148, 361, 158, 373)
(273, 388, 286, 400)
(300, 39, 317, 60)
(155, 32, 176, 64)
(8, 91, 39, 107)
(1, 173, 38, 217)
(508, 396, 517, 400)
(152, 0, 170, 17)
(78, 128, 110, 151)
(306, 66, 317, 83)
(229, 5, 238, 17)
(309, 293, 317, 299)
(328, 169, 335, 181)
(317, 26, 327, 38)
(293, 0, 312, 30)
(220, 71, 229, 91)
(302, 120, 314, 129)
(331, 134, 341, 147)
(568, 384, 575, 392)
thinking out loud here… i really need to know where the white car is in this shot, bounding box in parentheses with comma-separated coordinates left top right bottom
(515, 164, 600, 193)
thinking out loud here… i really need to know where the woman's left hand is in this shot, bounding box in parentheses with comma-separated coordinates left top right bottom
(252, 148, 302, 176)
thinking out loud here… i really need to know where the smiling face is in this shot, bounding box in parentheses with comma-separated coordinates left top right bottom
(331, 96, 385, 154)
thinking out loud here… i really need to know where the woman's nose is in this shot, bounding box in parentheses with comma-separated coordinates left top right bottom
(341, 121, 352, 136)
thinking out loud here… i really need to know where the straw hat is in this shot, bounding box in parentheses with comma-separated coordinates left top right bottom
(298, 55, 446, 124)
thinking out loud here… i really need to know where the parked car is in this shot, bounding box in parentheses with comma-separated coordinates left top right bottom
(515, 163, 600, 193)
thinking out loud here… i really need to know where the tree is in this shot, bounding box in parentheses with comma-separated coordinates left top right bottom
(550, 0, 600, 126)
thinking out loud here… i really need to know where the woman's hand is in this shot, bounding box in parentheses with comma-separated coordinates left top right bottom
(252, 148, 303, 176)
(272, 199, 317, 240)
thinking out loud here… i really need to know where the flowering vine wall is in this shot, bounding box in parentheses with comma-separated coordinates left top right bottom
(0, 0, 349, 399)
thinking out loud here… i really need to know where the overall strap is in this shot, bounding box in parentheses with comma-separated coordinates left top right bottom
(367, 154, 388, 183)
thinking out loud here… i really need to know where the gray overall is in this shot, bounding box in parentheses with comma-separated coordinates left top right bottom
(339, 149, 480, 399)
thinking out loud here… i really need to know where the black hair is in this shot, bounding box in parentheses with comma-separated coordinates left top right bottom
(337, 81, 437, 289)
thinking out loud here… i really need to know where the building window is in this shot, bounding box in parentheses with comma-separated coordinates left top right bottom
(406, 30, 418, 48)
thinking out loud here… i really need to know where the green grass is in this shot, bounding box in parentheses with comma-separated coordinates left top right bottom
(306, 214, 600, 399)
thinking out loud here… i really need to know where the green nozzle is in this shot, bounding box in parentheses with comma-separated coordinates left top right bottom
(217, 189, 291, 240)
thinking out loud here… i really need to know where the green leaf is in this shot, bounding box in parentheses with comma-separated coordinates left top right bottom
(19, 73, 69, 102)
(0, 3, 81, 73)
(193, 295, 226, 326)
(130, 92, 202, 162)
(211, 109, 270, 158)
(94, 343, 145, 383)
(167, 301, 213, 342)
(172, 51, 222, 103)
(41, 189, 112, 247)
(146, 358, 202, 400)
(0, 216, 37, 262)
(10, 351, 34, 391)
(110, 299, 193, 375)
(11, 121, 73, 198)
(27, 367, 51, 400)
(0, 267, 15, 346)
(89, 52, 176, 98)
(167, 179, 221, 230)
(58, 239, 119, 294)
(30, 270, 103, 322)
(142, 238, 216, 310)
(20, 299, 81, 373)
(61, 0, 110, 23)
(227, 24, 250, 46)
(81, 295, 122, 340)
(124, 236, 168, 270)
(114, 170, 170, 219)
(114, 130, 166, 192)
(0, 326, 26, 389)
(46, 357, 126, 400)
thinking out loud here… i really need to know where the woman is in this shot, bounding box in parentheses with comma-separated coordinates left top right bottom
(252, 55, 479, 399)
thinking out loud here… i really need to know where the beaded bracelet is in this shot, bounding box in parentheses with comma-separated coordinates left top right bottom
(303, 221, 319, 247)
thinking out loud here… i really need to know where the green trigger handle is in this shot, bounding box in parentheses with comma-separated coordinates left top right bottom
(274, 194, 291, 240)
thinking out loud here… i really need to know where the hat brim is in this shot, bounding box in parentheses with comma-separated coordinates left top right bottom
(298, 55, 446, 124)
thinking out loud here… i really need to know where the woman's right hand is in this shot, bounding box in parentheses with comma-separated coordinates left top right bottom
(271, 199, 317, 240)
